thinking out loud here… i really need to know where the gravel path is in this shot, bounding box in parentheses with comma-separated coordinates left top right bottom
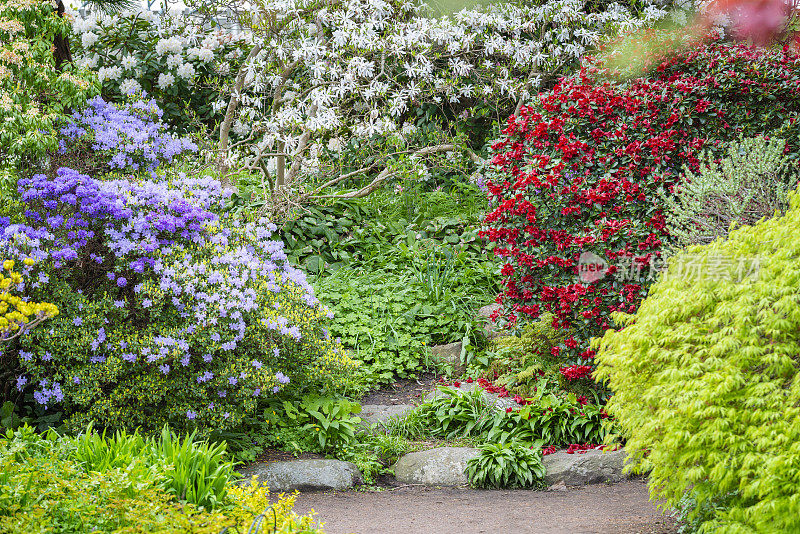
(292, 478, 678, 534)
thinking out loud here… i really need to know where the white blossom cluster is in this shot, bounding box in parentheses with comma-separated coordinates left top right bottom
(68, 7, 248, 96)
(222, 0, 666, 182)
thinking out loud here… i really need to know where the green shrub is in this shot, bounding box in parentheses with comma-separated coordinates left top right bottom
(662, 135, 797, 252)
(486, 313, 596, 398)
(4, 168, 358, 434)
(389, 387, 609, 447)
(466, 440, 546, 489)
(0, 426, 323, 533)
(595, 189, 800, 532)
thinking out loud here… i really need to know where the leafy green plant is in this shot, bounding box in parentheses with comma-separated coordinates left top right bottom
(595, 187, 800, 532)
(389, 387, 609, 447)
(662, 135, 797, 252)
(295, 397, 362, 452)
(154, 426, 234, 510)
(466, 440, 546, 489)
(0, 426, 322, 533)
(74, 425, 235, 510)
(413, 387, 496, 439)
(0, 402, 21, 431)
(485, 313, 581, 397)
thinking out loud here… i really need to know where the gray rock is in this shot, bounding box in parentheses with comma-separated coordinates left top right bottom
(238, 459, 363, 492)
(428, 341, 465, 373)
(394, 447, 480, 486)
(424, 382, 520, 411)
(543, 449, 630, 487)
(358, 404, 415, 429)
(478, 303, 509, 339)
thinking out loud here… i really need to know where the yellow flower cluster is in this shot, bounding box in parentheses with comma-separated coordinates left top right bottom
(0, 259, 58, 337)
(223, 479, 322, 532)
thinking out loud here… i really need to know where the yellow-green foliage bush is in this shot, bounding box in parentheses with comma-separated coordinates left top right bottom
(0, 426, 323, 534)
(595, 189, 800, 532)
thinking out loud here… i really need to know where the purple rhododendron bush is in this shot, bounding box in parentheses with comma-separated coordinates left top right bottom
(56, 96, 198, 175)
(0, 99, 357, 434)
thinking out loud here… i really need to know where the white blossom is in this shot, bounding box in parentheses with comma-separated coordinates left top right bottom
(158, 72, 175, 89)
(81, 32, 99, 48)
(121, 55, 138, 70)
(119, 78, 142, 95)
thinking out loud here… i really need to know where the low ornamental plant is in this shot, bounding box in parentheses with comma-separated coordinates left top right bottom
(482, 33, 800, 372)
(0, 166, 357, 434)
(594, 188, 800, 532)
(0, 425, 323, 533)
(466, 440, 546, 489)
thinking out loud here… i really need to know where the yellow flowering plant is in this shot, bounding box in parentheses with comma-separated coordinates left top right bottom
(0, 258, 58, 342)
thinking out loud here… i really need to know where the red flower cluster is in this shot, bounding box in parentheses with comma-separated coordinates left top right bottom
(542, 445, 558, 456)
(564, 443, 601, 454)
(560, 365, 592, 381)
(483, 35, 800, 365)
(476, 377, 509, 398)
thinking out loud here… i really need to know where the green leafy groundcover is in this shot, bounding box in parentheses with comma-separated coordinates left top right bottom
(595, 189, 800, 532)
(0, 426, 323, 533)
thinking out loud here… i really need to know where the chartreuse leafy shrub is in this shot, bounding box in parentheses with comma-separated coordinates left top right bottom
(483, 35, 800, 372)
(0, 425, 323, 533)
(662, 135, 797, 252)
(594, 189, 800, 533)
(466, 440, 546, 489)
(0, 0, 98, 178)
(1, 167, 357, 434)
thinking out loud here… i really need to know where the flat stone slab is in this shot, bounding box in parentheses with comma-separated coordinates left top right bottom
(428, 341, 465, 374)
(238, 459, 363, 492)
(477, 303, 509, 339)
(424, 382, 520, 411)
(359, 404, 415, 428)
(543, 448, 630, 487)
(394, 447, 479, 486)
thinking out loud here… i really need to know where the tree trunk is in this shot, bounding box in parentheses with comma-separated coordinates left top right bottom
(54, 0, 73, 71)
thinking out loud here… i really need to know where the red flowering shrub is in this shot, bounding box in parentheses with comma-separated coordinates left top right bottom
(483, 35, 800, 364)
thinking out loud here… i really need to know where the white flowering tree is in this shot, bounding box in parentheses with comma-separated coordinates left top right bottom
(68, 0, 666, 206)
(68, 7, 251, 130)
(204, 0, 666, 205)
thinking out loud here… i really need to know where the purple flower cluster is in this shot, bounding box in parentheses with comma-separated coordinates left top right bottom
(60, 96, 197, 173)
(3, 166, 347, 431)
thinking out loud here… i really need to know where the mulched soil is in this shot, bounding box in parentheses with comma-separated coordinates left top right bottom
(358, 372, 439, 405)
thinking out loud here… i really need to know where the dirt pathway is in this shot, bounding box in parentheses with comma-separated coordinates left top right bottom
(292, 478, 678, 534)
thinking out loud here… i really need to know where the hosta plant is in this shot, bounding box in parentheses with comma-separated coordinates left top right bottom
(466, 440, 546, 489)
(594, 187, 800, 532)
